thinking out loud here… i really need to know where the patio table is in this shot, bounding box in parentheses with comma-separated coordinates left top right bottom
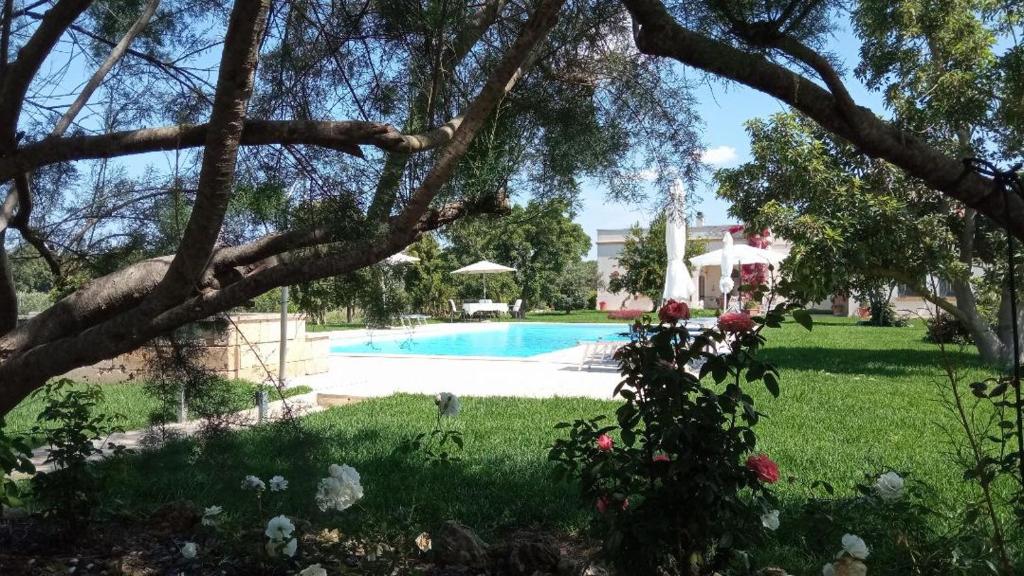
(462, 302, 509, 317)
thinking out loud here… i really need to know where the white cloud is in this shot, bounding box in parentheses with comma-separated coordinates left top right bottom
(701, 145, 738, 166)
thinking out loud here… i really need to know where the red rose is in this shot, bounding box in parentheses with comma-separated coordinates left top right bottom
(658, 299, 690, 324)
(653, 454, 670, 463)
(718, 311, 754, 334)
(745, 454, 780, 484)
(596, 434, 614, 452)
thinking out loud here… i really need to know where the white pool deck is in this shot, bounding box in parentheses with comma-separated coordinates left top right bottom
(295, 322, 626, 400)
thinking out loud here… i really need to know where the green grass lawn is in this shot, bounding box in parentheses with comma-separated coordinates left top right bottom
(65, 318, 1022, 571)
(5, 380, 311, 446)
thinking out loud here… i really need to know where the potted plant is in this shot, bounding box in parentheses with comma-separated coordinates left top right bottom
(743, 298, 762, 315)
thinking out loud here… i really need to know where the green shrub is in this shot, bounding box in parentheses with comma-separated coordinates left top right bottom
(16, 291, 52, 314)
(30, 379, 126, 527)
(924, 313, 974, 344)
(550, 300, 810, 574)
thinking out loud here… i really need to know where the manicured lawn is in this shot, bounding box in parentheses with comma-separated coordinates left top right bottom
(6, 380, 311, 446)
(76, 319, 1020, 571)
(515, 308, 718, 323)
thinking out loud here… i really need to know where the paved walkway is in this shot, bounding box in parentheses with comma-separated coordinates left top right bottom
(300, 345, 622, 400)
(21, 392, 322, 477)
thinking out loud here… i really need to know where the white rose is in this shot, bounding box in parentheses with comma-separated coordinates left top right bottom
(269, 475, 289, 492)
(299, 564, 328, 576)
(874, 471, 904, 502)
(265, 514, 295, 540)
(839, 533, 869, 560)
(180, 542, 198, 560)
(242, 475, 266, 491)
(282, 537, 298, 557)
(201, 505, 223, 527)
(760, 509, 780, 531)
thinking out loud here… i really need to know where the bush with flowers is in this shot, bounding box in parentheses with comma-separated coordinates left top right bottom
(549, 297, 811, 575)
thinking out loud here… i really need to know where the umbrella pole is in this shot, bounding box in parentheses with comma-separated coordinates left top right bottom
(483, 275, 487, 300)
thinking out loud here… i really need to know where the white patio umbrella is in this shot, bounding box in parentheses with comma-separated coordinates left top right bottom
(719, 232, 736, 309)
(662, 179, 695, 302)
(451, 260, 516, 299)
(689, 243, 785, 268)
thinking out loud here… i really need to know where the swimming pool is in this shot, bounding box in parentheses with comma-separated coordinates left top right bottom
(329, 323, 633, 358)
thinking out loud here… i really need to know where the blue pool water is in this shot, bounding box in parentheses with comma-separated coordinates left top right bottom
(330, 323, 632, 358)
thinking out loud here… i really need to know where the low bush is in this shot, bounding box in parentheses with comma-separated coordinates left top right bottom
(924, 313, 974, 344)
(606, 309, 645, 320)
(551, 300, 811, 575)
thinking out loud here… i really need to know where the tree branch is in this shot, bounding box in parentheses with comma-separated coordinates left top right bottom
(0, 0, 92, 142)
(151, 0, 271, 300)
(0, 0, 566, 415)
(52, 0, 161, 136)
(621, 0, 1024, 241)
(0, 118, 472, 181)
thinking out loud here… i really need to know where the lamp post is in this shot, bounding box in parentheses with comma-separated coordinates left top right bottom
(258, 181, 303, 423)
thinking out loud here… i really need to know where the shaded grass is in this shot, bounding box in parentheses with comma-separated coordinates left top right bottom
(76, 318, 1019, 571)
(5, 381, 311, 447)
(94, 395, 610, 538)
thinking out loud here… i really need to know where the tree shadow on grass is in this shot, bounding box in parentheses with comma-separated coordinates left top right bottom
(93, 418, 585, 540)
(760, 346, 986, 378)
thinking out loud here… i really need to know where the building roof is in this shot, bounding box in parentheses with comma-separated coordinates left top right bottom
(597, 224, 745, 244)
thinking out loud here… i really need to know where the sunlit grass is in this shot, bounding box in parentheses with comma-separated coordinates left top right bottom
(46, 317, 1023, 572)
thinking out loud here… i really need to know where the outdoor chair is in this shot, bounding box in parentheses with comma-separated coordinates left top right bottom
(510, 299, 523, 318)
(448, 299, 466, 322)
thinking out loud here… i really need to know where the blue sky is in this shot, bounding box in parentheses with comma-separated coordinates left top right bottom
(574, 23, 888, 258)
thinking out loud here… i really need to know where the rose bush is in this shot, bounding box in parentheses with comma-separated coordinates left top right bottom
(550, 295, 810, 575)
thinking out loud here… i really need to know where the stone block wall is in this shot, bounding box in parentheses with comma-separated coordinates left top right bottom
(63, 313, 329, 384)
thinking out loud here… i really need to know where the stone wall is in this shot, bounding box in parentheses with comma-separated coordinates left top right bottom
(63, 313, 329, 384)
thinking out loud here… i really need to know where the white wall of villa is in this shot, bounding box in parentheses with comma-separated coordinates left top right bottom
(596, 222, 956, 316)
(596, 223, 791, 311)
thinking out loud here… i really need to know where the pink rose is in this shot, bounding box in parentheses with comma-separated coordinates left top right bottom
(658, 299, 690, 324)
(718, 311, 754, 334)
(653, 454, 670, 463)
(745, 453, 780, 484)
(596, 434, 614, 452)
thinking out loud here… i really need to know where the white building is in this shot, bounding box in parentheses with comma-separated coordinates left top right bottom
(595, 219, 943, 315)
(597, 219, 791, 311)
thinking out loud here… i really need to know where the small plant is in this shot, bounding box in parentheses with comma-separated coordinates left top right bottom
(858, 287, 908, 327)
(924, 313, 974, 344)
(550, 296, 812, 575)
(0, 418, 34, 509)
(394, 393, 464, 465)
(30, 379, 126, 527)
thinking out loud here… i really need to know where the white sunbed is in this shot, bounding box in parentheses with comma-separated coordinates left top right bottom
(578, 340, 623, 371)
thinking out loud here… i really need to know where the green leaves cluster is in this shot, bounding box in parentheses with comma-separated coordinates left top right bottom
(30, 379, 127, 526)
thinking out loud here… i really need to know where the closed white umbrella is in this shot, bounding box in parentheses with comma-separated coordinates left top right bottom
(662, 179, 695, 302)
(451, 260, 516, 299)
(719, 232, 735, 309)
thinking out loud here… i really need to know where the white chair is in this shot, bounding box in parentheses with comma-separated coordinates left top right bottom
(578, 339, 622, 371)
(510, 299, 523, 318)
